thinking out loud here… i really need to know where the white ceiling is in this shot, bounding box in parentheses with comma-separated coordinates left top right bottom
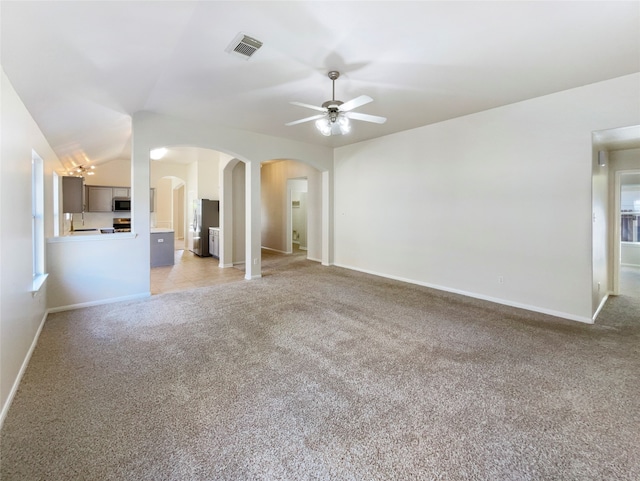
(2, 1, 639, 169)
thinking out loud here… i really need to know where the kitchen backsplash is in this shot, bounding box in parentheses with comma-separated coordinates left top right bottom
(64, 212, 158, 235)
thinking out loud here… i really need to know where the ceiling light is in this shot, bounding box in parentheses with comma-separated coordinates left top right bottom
(315, 111, 351, 136)
(315, 118, 332, 136)
(69, 164, 95, 177)
(337, 115, 351, 134)
(150, 148, 167, 160)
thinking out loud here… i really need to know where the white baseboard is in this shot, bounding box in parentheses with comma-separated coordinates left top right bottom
(592, 292, 611, 322)
(333, 263, 594, 325)
(0, 310, 48, 430)
(47, 292, 150, 313)
(261, 246, 288, 254)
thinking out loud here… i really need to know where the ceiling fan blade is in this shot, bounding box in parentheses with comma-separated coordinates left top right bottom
(285, 114, 326, 126)
(290, 101, 326, 113)
(339, 95, 373, 112)
(345, 111, 387, 124)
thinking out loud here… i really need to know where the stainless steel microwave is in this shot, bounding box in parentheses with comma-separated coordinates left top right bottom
(112, 197, 131, 212)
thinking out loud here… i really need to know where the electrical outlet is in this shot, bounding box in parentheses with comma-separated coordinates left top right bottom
(253, 258, 258, 265)
(498, 276, 504, 284)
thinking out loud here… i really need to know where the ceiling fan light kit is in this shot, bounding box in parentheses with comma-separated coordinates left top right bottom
(287, 70, 386, 136)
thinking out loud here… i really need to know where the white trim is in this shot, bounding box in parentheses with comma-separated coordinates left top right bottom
(47, 292, 150, 313)
(261, 245, 288, 254)
(31, 273, 48, 296)
(333, 263, 594, 325)
(592, 292, 611, 322)
(0, 310, 47, 430)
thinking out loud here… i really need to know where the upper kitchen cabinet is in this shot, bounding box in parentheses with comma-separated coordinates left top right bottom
(86, 186, 113, 212)
(113, 187, 130, 198)
(62, 176, 83, 213)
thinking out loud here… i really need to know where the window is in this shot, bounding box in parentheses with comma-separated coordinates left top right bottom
(32, 151, 46, 292)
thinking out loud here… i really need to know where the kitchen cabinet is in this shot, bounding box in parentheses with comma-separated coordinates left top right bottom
(62, 176, 84, 213)
(113, 187, 130, 197)
(86, 186, 113, 212)
(151, 230, 174, 267)
(82, 185, 155, 212)
(209, 227, 220, 258)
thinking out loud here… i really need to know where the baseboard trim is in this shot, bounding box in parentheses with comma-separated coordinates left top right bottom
(333, 263, 593, 325)
(261, 246, 288, 254)
(47, 292, 151, 313)
(592, 292, 611, 322)
(0, 310, 48, 430)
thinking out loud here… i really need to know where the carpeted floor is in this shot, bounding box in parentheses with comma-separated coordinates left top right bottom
(1, 255, 639, 480)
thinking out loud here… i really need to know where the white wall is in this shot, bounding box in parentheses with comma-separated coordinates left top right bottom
(196, 149, 222, 200)
(334, 74, 640, 323)
(0, 69, 64, 423)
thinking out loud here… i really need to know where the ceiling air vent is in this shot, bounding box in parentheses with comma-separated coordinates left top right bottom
(225, 33, 263, 60)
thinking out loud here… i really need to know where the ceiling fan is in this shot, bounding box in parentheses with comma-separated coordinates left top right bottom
(286, 71, 387, 136)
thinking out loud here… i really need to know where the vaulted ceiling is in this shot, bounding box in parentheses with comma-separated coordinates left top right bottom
(2, 1, 639, 170)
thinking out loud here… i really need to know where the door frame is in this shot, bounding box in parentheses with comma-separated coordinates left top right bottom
(614, 169, 640, 295)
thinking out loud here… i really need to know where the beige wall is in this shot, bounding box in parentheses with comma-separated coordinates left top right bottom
(0, 69, 64, 423)
(334, 73, 640, 323)
(260, 160, 323, 260)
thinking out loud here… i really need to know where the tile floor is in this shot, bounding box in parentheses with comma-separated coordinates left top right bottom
(150, 238, 244, 295)
(150, 239, 307, 295)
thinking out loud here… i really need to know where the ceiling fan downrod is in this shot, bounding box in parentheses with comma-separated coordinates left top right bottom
(323, 71, 343, 116)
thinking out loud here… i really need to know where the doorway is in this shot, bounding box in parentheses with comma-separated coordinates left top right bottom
(616, 170, 640, 298)
(288, 178, 308, 255)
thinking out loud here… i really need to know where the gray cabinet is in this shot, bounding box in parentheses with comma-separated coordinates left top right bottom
(151, 231, 174, 267)
(82, 185, 155, 212)
(86, 186, 113, 212)
(62, 176, 84, 213)
(112, 187, 130, 198)
(209, 227, 220, 258)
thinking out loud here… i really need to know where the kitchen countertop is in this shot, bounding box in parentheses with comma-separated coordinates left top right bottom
(151, 228, 174, 233)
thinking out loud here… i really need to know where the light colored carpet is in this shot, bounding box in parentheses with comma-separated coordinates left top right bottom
(1, 255, 639, 480)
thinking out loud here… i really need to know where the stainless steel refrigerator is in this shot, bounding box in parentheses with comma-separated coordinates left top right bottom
(190, 199, 219, 257)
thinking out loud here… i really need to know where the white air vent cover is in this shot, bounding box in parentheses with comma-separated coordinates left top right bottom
(225, 33, 263, 60)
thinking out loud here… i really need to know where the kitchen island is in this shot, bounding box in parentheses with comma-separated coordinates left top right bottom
(150, 228, 174, 267)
